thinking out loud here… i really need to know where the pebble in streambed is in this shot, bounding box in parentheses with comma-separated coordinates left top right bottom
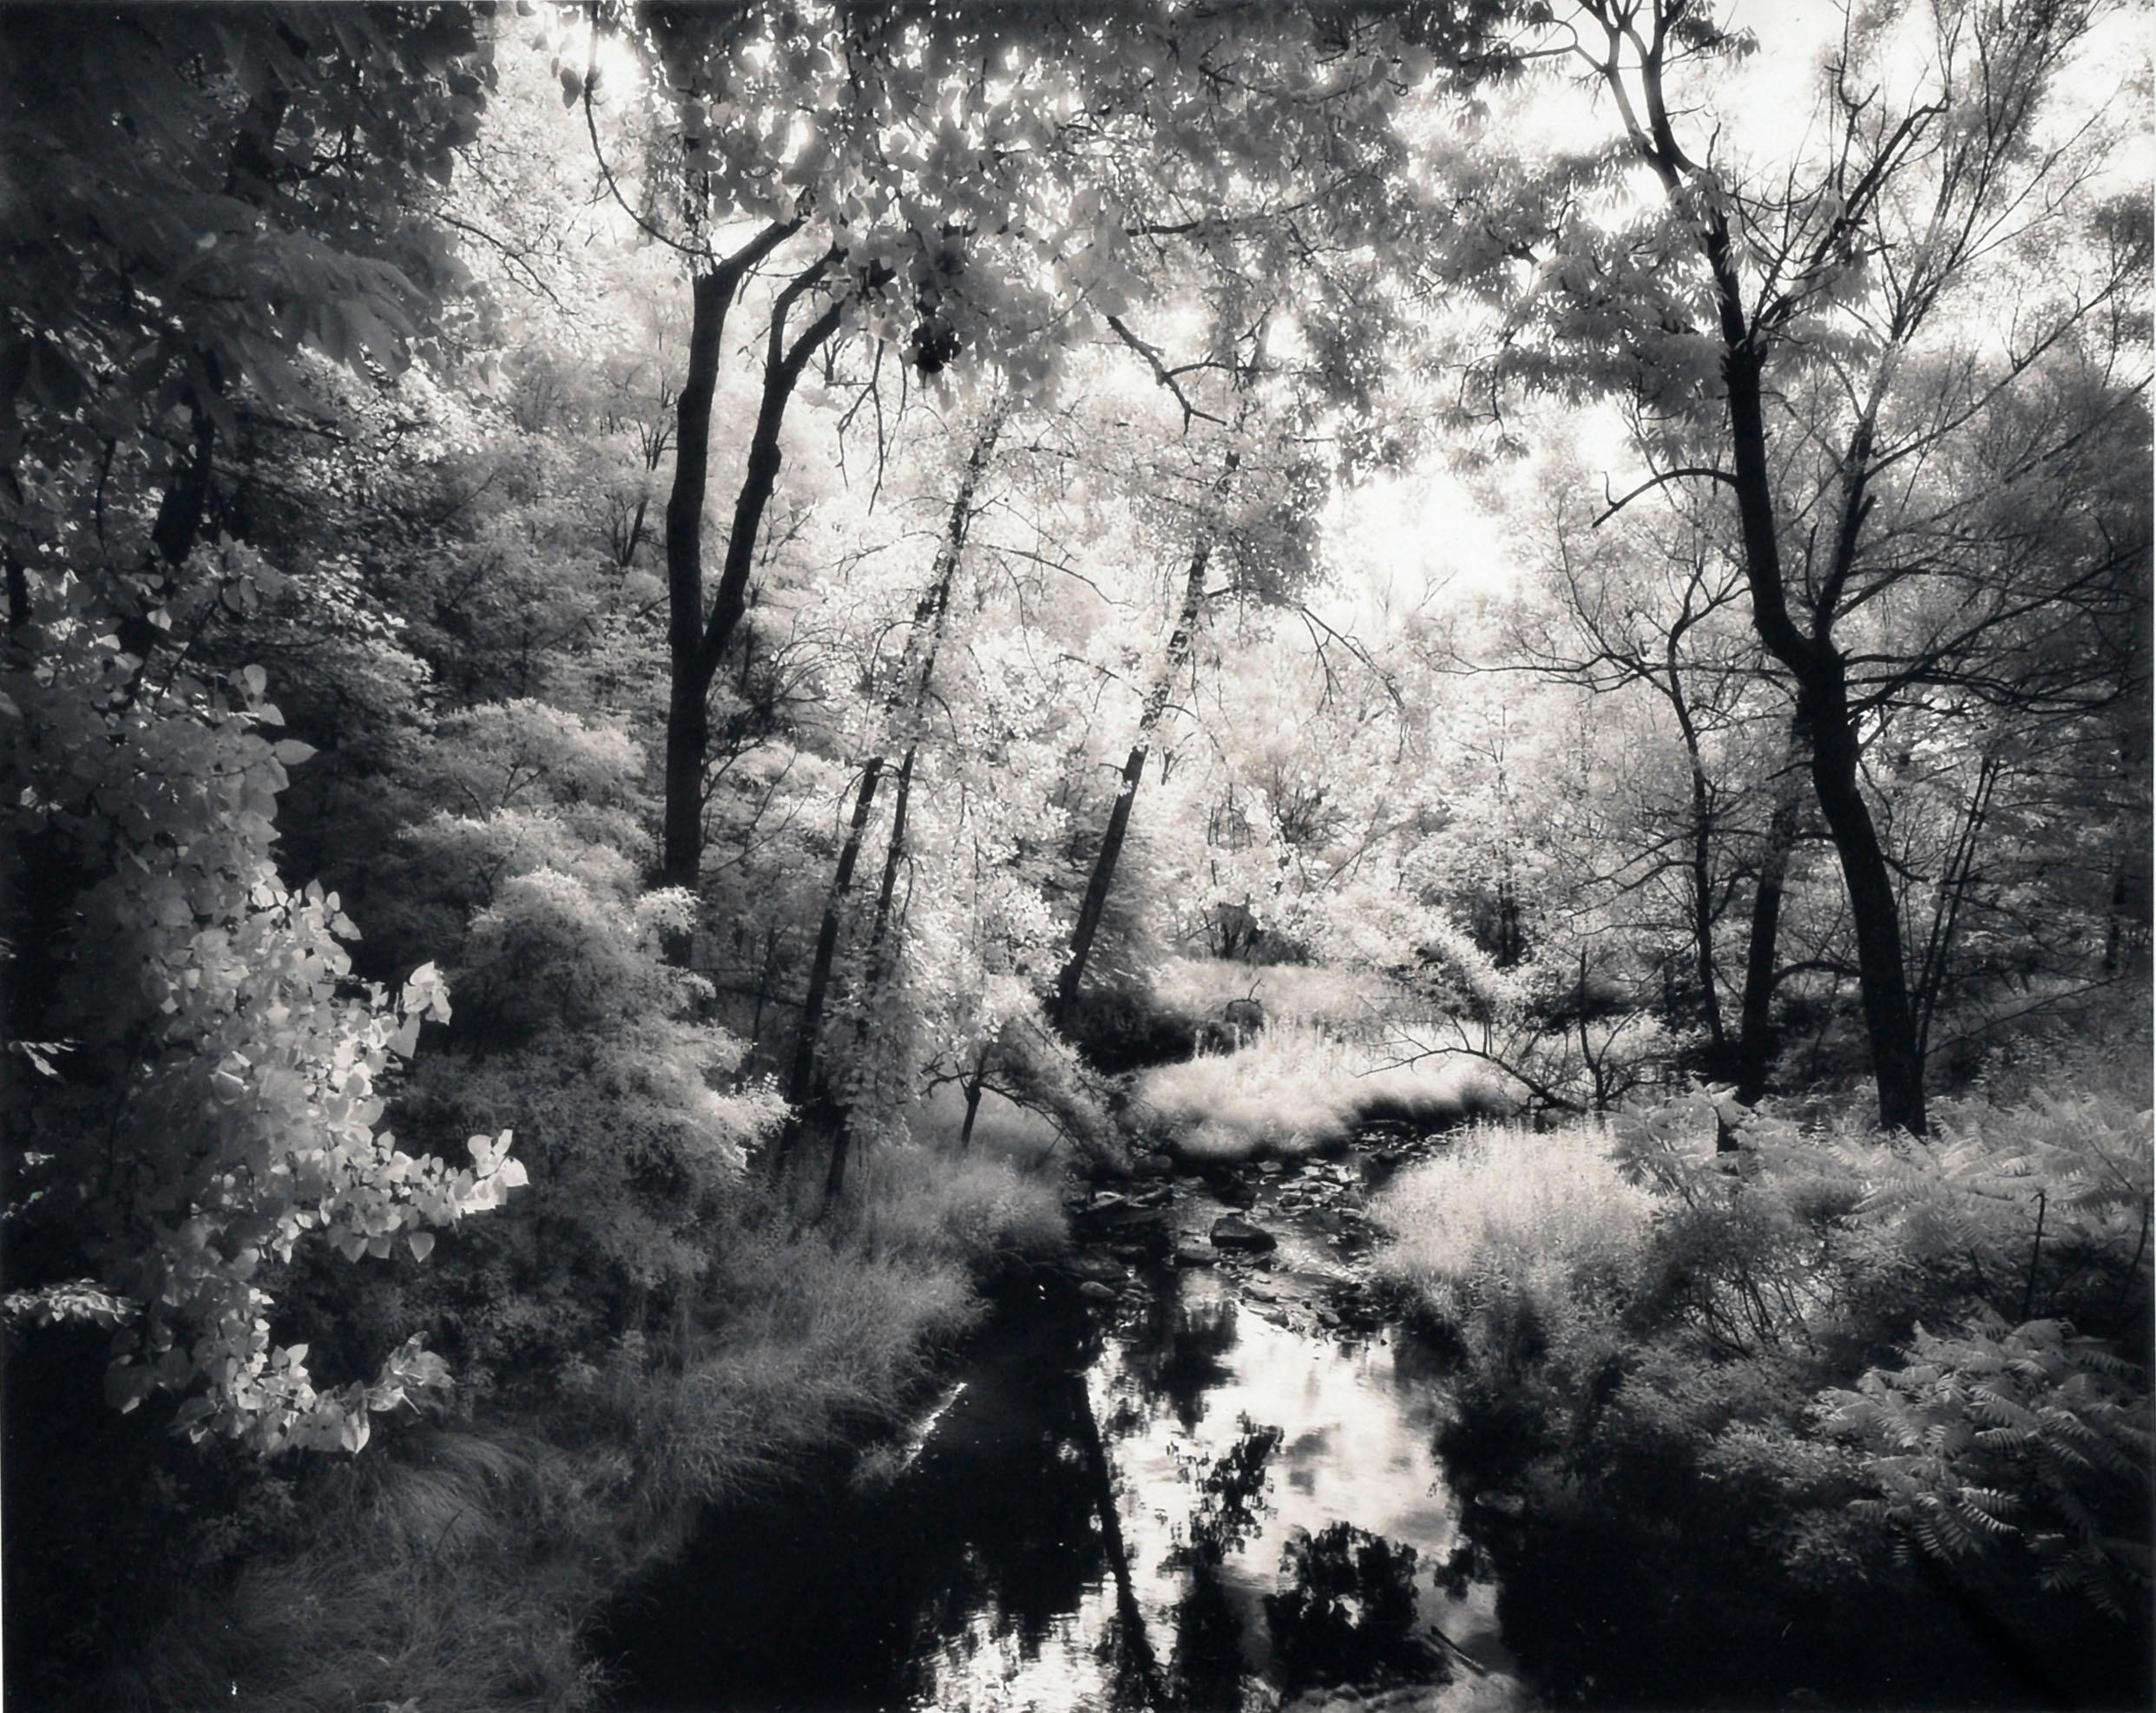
(1066, 1135, 1422, 1342)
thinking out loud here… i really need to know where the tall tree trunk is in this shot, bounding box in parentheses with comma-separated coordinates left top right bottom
(773, 406, 1003, 1178)
(1806, 669, 1927, 1132)
(1051, 450, 1238, 1032)
(1913, 750, 2002, 1067)
(661, 267, 732, 902)
(779, 754, 884, 1159)
(655, 225, 818, 958)
(1665, 654, 1725, 1051)
(1732, 716, 1806, 1110)
(1718, 322, 1926, 1133)
(824, 744, 916, 1209)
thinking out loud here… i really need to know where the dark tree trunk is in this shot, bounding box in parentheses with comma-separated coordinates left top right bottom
(150, 389, 219, 570)
(655, 224, 811, 957)
(1913, 751, 2000, 1067)
(1732, 719, 1805, 1111)
(1717, 318, 1927, 1133)
(957, 1045, 989, 1150)
(1671, 697, 1725, 1051)
(1051, 451, 1235, 1032)
(1648, 612, 1732, 1053)
(782, 755, 884, 1132)
(1493, 871, 1524, 970)
(4, 469, 28, 633)
(1806, 672, 1927, 1132)
(660, 265, 733, 896)
(1688, 821, 1721, 1047)
(139, 83, 290, 578)
(824, 744, 916, 1209)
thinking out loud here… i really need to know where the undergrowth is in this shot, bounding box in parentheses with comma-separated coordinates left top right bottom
(36, 1145, 1065, 1713)
(1371, 1078, 2155, 1710)
(1134, 1021, 1514, 1161)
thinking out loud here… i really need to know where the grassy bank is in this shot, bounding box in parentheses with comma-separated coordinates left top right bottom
(55, 1147, 1067, 1713)
(1369, 1079, 2154, 1710)
(1134, 1019, 1514, 1162)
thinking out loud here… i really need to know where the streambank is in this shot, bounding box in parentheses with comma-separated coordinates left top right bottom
(598, 1119, 1524, 1713)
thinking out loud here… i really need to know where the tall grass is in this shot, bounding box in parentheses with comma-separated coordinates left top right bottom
(115, 1426, 619, 1713)
(1135, 1020, 1513, 1160)
(1371, 1120, 1654, 1319)
(853, 1145, 1068, 1268)
(105, 1143, 1068, 1713)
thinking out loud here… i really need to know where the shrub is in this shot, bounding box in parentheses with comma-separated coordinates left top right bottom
(1821, 1310, 2154, 1619)
(1372, 1075, 2155, 1708)
(3, 570, 528, 1454)
(853, 1145, 1068, 1269)
(1136, 1021, 1511, 1161)
(1373, 1120, 1653, 1323)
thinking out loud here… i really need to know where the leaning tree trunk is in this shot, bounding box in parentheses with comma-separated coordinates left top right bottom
(823, 743, 917, 1208)
(1050, 449, 1239, 1034)
(772, 405, 1004, 1181)
(956, 1040, 992, 1150)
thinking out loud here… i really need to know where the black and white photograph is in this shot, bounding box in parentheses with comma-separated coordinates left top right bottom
(3, 2, 2151, 1709)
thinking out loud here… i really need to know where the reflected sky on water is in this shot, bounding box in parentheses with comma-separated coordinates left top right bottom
(606, 1266, 1526, 1713)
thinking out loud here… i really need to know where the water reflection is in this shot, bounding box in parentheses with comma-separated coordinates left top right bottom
(605, 1270, 1522, 1713)
(1267, 1521, 1433, 1694)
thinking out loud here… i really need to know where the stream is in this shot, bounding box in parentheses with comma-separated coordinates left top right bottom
(602, 1147, 1535, 1713)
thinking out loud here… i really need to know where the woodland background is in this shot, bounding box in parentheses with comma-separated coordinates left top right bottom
(1, 2, 2150, 1708)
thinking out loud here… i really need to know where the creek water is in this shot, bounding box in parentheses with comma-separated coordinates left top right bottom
(602, 1217, 1532, 1713)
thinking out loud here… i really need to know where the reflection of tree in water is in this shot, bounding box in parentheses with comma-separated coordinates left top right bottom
(1170, 1414, 1284, 1569)
(1123, 1286, 1241, 1434)
(1165, 1418, 1284, 1711)
(1265, 1521, 1447, 1697)
(1433, 1536, 1490, 1602)
(896, 1359, 1114, 1703)
(1068, 1366, 1170, 1710)
(1167, 1564, 1246, 1712)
